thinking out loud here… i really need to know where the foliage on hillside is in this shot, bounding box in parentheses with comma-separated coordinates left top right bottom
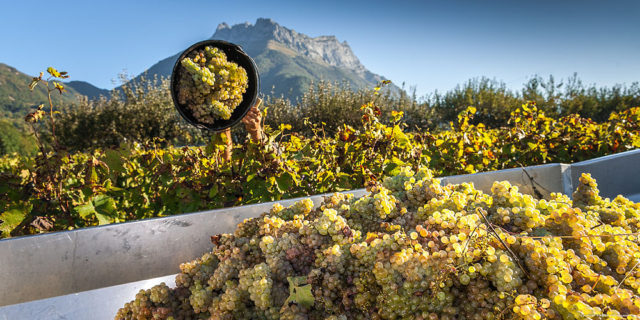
(266, 75, 640, 134)
(0, 120, 37, 156)
(0, 64, 102, 156)
(431, 75, 640, 126)
(264, 81, 428, 137)
(1, 98, 639, 238)
(0, 63, 82, 120)
(35, 75, 640, 154)
(3, 65, 639, 156)
(54, 76, 204, 151)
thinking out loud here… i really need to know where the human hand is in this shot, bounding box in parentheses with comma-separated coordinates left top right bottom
(242, 98, 263, 142)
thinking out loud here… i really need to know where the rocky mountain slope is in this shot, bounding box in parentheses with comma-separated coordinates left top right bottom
(136, 18, 394, 100)
(1, 18, 395, 118)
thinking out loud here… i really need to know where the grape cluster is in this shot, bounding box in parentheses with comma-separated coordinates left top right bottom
(114, 282, 193, 319)
(177, 46, 248, 123)
(116, 169, 640, 319)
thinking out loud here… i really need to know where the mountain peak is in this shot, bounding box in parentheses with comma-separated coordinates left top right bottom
(212, 18, 366, 73)
(128, 18, 392, 101)
(255, 17, 277, 27)
(216, 22, 230, 31)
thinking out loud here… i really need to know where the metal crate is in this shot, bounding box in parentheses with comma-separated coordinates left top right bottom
(1, 149, 638, 319)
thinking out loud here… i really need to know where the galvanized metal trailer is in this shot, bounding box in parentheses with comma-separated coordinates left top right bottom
(1, 149, 639, 319)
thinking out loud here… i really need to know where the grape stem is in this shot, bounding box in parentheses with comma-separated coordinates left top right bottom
(476, 208, 530, 278)
(614, 259, 640, 291)
(518, 165, 546, 200)
(461, 224, 480, 257)
(519, 232, 639, 240)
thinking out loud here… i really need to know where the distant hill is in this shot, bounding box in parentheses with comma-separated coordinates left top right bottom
(130, 18, 396, 100)
(0, 63, 83, 120)
(1, 18, 397, 120)
(0, 63, 112, 121)
(66, 80, 110, 99)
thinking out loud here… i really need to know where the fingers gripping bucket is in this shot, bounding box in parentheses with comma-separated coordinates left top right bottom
(170, 40, 260, 132)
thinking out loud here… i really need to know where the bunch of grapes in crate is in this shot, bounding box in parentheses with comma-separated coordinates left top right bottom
(117, 168, 640, 319)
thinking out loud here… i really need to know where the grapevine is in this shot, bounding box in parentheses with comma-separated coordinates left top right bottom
(2, 102, 639, 238)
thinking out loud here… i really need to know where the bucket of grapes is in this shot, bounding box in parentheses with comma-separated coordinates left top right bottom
(170, 40, 260, 131)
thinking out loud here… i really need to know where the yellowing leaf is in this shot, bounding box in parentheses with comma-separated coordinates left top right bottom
(392, 126, 409, 147)
(391, 110, 404, 122)
(286, 276, 314, 308)
(29, 72, 43, 90)
(47, 67, 61, 78)
(53, 81, 66, 94)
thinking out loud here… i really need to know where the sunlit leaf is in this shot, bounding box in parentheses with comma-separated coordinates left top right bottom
(73, 195, 117, 225)
(29, 72, 43, 90)
(392, 125, 409, 147)
(53, 81, 66, 94)
(0, 204, 31, 237)
(47, 67, 61, 78)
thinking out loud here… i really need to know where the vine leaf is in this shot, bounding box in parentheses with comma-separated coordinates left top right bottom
(285, 276, 314, 308)
(103, 149, 125, 173)
(392, 125, 409, 147)
(0, 205, 31, 237)
(209, 184, 219, 198)
(53, 81, 66, 94)
(46, 66, 61, 78)
(74, 195, 117, 225)
(29, 72, 43, 90)
(383, 157, 406, 176)
(276, 172, 295, 192)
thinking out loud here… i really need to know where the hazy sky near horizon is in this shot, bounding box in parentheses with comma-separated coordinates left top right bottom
(1, 0, 638, 97)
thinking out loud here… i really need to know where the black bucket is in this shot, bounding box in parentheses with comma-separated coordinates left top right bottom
(170, 40, 260, 131)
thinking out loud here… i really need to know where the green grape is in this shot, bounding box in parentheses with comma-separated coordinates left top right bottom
(117, 171, 640, 319)
(177, 46, 248, 123)
(114, 282, 194, 320)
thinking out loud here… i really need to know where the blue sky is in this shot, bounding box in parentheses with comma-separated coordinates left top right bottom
(1, 0, 638, 98)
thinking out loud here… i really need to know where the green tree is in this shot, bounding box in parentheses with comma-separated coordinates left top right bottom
(53, 76, 207, 151)
(0, 120, 37, 156)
